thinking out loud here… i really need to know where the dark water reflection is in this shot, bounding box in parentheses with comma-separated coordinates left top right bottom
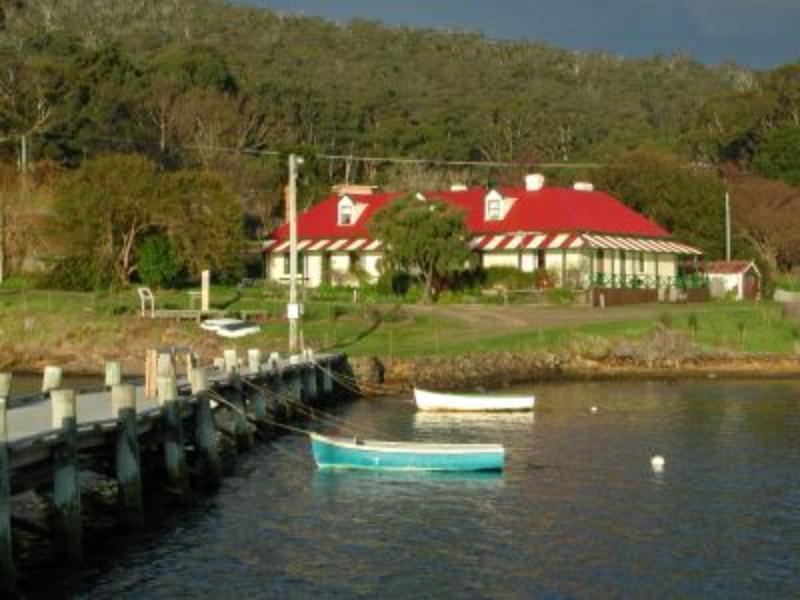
(55, 379, 800, 597)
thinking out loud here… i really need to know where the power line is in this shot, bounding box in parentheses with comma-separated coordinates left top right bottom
(24, 132, 604, 170)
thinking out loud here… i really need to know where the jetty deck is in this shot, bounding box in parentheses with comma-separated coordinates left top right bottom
(0, 349, 352, 593)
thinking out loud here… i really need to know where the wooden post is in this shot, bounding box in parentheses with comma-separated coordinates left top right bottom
(185, 352, 198, 382)
(223, 349, 238, 375)
(227, 370, 252, 450)
(144, 350, 158, 400)
(268, 352, 281, 375)
(42, 365, 62, 395)
(104, 361, 122, 388)
(158, 376, 188, 495)
(157, 352, 175, 378)
(201, 270, 210, 313)
(112, 384, 143, 528)
(156, 354, 176, 406)
(0, 374, 15, 592)
(304, 365, 318, 405)
(288, 372, 302, 418)
(247, 349, 262, 375)
(190, 368, 221, 489)
(51, 389, 81, 564)
(322, 361, 334, 397)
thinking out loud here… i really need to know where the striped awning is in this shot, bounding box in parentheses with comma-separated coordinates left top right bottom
(262, 238, 382, 253)
(263, 233, 702, 255)
(581, 234, 702, 255)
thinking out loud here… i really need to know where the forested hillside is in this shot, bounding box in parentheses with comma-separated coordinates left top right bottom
(0, 0, 798, 284)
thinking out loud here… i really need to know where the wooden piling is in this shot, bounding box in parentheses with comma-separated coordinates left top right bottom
(247, 349, 262, 375)
(158, 376, 189, 495)
(51, 389, 81, 564)
(157, 353, 176, 378)
(190, 368, 221, 489)
(144, 350, 158, 400)
(227, 370, 253, 450)
(42, 365, 63, 394)
(104, 361, 122, 388)
(112, 384, 143, 528)
(0, 374, 15, 592)
(304, 365, 318, 405)
(223, 349, 238, 375)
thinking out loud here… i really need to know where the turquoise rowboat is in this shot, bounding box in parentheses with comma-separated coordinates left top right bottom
(309, 433, 504, 471)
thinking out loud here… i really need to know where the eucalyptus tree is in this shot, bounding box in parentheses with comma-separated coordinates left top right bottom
(369, 195, 475, 302)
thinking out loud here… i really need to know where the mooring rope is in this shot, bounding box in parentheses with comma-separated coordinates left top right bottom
(239, 377, 384, 438)
(206, 388, 312, 437)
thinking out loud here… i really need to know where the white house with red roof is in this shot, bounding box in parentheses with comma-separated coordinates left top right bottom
(262, 174, 703, 290)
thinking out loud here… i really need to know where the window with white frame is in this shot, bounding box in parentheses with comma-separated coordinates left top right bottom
(484, 190, 504, 221)
(487, 199, 501, 220)
(338, 197, 355, 226)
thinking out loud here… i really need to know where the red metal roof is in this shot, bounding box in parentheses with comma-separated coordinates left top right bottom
(268, 186, 671, 241)
(705, 261, 757, 275)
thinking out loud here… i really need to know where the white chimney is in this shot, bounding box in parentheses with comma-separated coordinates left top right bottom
(525, 173, 545, 191)
(449, 183, 468, 192)
(573, 181, 594, 192)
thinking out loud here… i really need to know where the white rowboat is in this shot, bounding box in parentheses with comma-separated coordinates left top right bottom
(414, 388, 535, 412)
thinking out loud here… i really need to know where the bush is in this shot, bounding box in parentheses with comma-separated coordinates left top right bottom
(774, 273, 800, 292)
(483, 266, 537, 290)
(376, 269, 413, 296)
(136, 235, 183, 288)
(546, 288, 575, 304)
(39, 255, 106, 291)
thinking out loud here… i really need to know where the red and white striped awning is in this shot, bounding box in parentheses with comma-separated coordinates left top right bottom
(468, 232, 586, 251)
(262, 238, 383, 253)
(263, 233, 702, 255)
(581, 234, 702, 255)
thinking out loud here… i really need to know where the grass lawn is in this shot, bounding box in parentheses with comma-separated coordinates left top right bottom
(1, 283, 797, 373)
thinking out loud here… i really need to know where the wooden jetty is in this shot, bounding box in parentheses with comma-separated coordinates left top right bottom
(0, 349, 350, 593)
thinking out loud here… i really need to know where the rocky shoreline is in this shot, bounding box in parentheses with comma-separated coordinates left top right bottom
(351, 329, 800, 392)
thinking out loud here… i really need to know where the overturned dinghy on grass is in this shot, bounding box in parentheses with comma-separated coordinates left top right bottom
(200, 318, 260, 338)
(414, 388, 535, 412)
(309, 433, 504, 471)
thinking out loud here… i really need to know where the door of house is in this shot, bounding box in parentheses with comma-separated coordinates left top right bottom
(743, 271, 759, 300)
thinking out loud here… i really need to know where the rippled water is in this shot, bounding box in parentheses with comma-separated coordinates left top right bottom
(23, 379, 800, 597)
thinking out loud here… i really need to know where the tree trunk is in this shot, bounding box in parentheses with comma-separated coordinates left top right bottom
(0, 201, 4, 284)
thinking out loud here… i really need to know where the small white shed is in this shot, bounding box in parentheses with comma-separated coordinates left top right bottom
(706, 260, 761, 301)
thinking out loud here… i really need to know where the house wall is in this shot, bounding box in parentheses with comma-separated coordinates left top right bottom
(305, 255, 324, 288)
(265, 247, 686, 290)
(709, 273, 743, 300)
(482, 253, 519, 269)
(361, 254, 382, 279)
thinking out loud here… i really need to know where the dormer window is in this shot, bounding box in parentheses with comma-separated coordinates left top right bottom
(338, 196, 355, 226)
(484, 189, 509, 221)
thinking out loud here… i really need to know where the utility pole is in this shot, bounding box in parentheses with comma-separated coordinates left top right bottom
(287, 153, 303, 354)
(725, 191, 731, 262)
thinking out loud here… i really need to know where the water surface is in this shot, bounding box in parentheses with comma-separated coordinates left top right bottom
(39, 379, 800, 597)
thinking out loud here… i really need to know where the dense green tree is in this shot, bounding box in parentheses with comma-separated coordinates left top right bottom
(593, 149, 727, 257)
(369, 195, 475, 302)
(158, 169, 244, 282)
(51, 154, 159, 286)
(752, 126, 800, 186)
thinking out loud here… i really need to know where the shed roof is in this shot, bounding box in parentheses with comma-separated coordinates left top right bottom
(705, 260, 760, 275)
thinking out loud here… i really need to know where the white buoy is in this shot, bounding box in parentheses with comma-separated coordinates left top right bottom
(651, 455, 666, 472)
(590, 406, 598, 414)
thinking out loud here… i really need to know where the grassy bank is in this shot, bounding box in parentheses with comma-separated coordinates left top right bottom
(0, 285, 798, 373)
